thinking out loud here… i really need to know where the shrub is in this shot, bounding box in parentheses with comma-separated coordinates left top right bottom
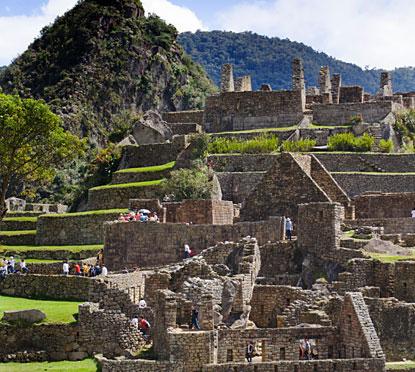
(282, 139, 316, 152)
(161, 166, 212, 202)
(378, 139, 394, 153)
(207, 135, 278, 154)
(327, 133, 374, 152)
(349, 114, 363, 125)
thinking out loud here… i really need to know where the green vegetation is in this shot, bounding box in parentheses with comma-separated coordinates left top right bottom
(379, 139, 394, 153)
(0, 359, 98, 372)
(161, 166, 212, 202)
(327, 133, 374, 152)
(0, 296, 80, 324)
(214, 126, 297, 135)
(179, 30, 415, 93)
(282, 139, 316, 152)
(41, 209, 127, 218)
(0, 230, 36, 236)
(2, 217, 38, 222)
(116, 161, 176, 174)
(0, 93, 84, 220)
(0, 245, 102, 254)
(364, 251, 415, 263)
(332, 172, 415, 175)
(89, 179, 164, 191)
(386, 361, 415, 370)
(395, 110, 415, 152)
(208, 135, 279, 154)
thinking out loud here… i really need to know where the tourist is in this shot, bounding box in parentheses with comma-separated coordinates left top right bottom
(97, 249, 104, 266)
(82, 263, 89, 276)
(0, 265, 6, 279)
(300, 338, 311, 360)
(131, 315, 139, 328)
(7, 256, 15, 274)
(138, 298, 147, 308)
(94, 264, 102, 275)
(285, 217, 293, 240)
(139, 316, 151, 340)
(19, 259, 29, 274)
(101, 265, 108, 276)
(184, 243, 191, 259)
(63, 260, 69, 276)
(140, 213, 148, 222)
(411, 206, 415, 218)
(246, 340, 255, 363)
(89, 265, 96, 277)
(74, 263, 81, 276)
(190, 305, 200, 330)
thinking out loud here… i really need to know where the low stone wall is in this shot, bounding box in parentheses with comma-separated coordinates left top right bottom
(354, 192, 415, 219)
(0, 219, 37, 231)
(0, 232, 36, 245)
(208, 154, 279, 172)
(333, 173, 415, 197)
(346, 217, 415, 234)
(87, 184, 162, 210)
(111, 168, 171, 184)
(162, 110, 204, 126)
(313, 101, 395, 125)
(104, 219, 283, 270)
(4, 247, 101, 261)
(36, 212, 120, 245)
(166, 123, 202, 135)
(315, 153, 415, 173)
(216, 171, 265, 203)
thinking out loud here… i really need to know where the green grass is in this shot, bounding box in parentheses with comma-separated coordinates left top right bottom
(309, 123, 352, 129)
(0, 359, 98, 372)
(89, 179, 164, 191)
(213, 126, 298, 135)
(208, 134, 279, 154)
(0, 295, 80, 324)
(115, 161, 176, 173)
(2, 217, 38, 222)
(364, 251, 415, 263)
(0, 244, 103, 254)
(332, 172, 415, 175)
(386, 361, 415, 370)
(40, 209, 128, 218)
(0, 230, 36, 236)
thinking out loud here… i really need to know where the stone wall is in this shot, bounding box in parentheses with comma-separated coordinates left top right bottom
(204, 91, 305, 133)
(333, 173, 415, 197)
(209, 154, 279, 172)
(162, 110, 204, 126)
(104, 219, 283, 270)
(346, 217, 415, 234)
(354, 192, 415, 218)
(166, 123, 202, 135)
(313, 102, 395, 125)
(339, 86, 364, 103)
(216, 171, 265, 203)
(36, 212, 120, 245)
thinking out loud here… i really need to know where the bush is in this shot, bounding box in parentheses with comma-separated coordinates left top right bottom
(349, 114, 363, 125)
(282, 139, 316, 152)
(378, 139, 394, 153)
(327, 133, 374, 152)
(207, 134, 278, 154)
(395, 109, 415, 141)
(161, 166, 212, 202)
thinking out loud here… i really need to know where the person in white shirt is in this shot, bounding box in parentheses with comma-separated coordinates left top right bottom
(184, 243, 191, 259)
(101, 266, 108, 276)
(411, 207, 415, 218)
(63, 261, 69, 275)
(138, 298, 147, 308)
(19, 259, 29, 274)
(131, 316, 139, 328)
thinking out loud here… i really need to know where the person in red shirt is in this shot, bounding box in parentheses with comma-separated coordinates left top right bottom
(139, 316, 151, 340)
(74, 263, 81, 276)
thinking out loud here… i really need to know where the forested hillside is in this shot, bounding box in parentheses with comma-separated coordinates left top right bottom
(179, 31, 415, 94)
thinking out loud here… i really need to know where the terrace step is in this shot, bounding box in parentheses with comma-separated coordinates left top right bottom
(0, 231, 37, 246)
(0, 218, 37, 231)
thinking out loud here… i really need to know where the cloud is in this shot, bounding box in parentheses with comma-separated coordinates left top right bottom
(141, 0, 206, 32)
(0, 0, 77, 66)
(215, 0, 415, 69)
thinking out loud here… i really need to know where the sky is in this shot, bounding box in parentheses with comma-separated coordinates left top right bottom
(0, 0, 414, 69)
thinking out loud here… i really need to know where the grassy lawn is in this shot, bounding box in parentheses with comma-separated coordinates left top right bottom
(364, 251, 415, 263)
(0, 244, 103, 254)
(89, 179, 164, 191)
(115, 161, 176, 173)
(40, 209, 127, 218)
(309, 123, 352, 129)
(213, 126, 298, 135)
(2, 217, 38, 222)
(0, 359, 97, 372)
(332, 171, 415, 175)
(0, 295, 80, 324)
(386, 361, 415, 370)
(0, 230, 36, 236)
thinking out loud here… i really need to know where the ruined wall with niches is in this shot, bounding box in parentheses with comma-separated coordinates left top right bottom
(204, 91, 305, 133)
(314, 153, 415, 173)
(162, 110, 204, 126)
(250, 285, 311, 328)
(354, 192, 415, 219)
(36, 212, 120, 245)
(393, 261, 415, 302)
(104, 219, 283, 270)
(339, 86, 364, 103)
(333, 173, 415, 197)
(209, 154, 279, 172)
(216, 171, 265, 203)
(313, 101, 394, 125)
(119, 136, 189, 169)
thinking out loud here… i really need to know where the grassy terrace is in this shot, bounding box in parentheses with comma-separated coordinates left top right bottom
(212, 124, 352, 135)
(0, 244, 103, 254)
(115, 161, 175, 173)
(40, 209, 127, 218)
(89, 179, 164, 191)
(0, 230, 36, 236)
(0, 295, 80, 324)
(2, 217, 38, 222)
(386, 361, 415, 370)
(364, 251, 415, 263)
(0, 359, 97, 372)
(332, 171, 415, 175)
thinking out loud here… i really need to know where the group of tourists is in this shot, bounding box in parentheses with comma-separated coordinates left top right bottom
(0, 256, 29, 278)
(131, 314, 151, 341)
(117, 208, 159, 223)
(62, 260, 108, 277)
(299, 338, 318, 360)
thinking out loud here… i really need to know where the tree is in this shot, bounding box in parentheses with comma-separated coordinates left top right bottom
(0, 93, 84, 219)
